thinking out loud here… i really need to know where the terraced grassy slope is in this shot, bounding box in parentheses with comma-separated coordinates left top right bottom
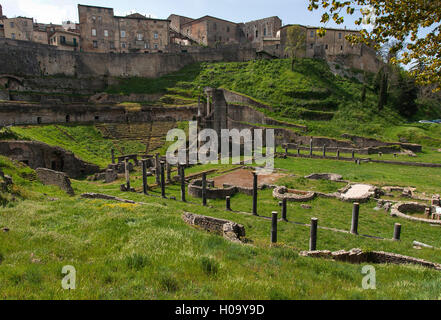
(108, 59, 441, 145)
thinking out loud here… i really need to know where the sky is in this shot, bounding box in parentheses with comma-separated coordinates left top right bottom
(0, 0, 364, 29)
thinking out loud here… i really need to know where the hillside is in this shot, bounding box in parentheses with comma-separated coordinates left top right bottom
(107, 58, 441, 143)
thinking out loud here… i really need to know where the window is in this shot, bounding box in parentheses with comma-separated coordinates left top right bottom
(92, 15, 96, 22)
(154, 32, 158, 39)
(98, 16, 102, 23)
(325, 44, 328, 50)
(121, 42, 126, 48)
(137, 33, 143, 41)
(109, 41, 115, 49)
(10, 22, 14, 28)
(340, 45, 343, 51)
(121, 30, 126, 38)
(338, 33, 342, 39)
(310, 43, 314, 49)
(93, 40, 98, 48)
(23, 21, 27, 26)
(104, 30, 108, 37)
(227, 26, 230, 33)
(92, 29, 97, 36)
(255, 30, 258, 38)
(310, 30, 314, 37)
(144, 42, 149, 49)
(73, 38, 77, 46)
(11, 33, 16, 39)
(213, 23, 217, 30)
(264, 27, 267, 36)
(154, 44, 158, 49)
(60, 36, 66, 44)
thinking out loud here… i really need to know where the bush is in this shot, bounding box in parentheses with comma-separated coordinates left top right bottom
(200, 257, 219, 276)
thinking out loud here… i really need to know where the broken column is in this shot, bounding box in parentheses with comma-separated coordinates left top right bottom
(166, 162, 171, 183)
(202, 172, 207, 206)
(111, 148, 115, 164)
(393, 223, 402, 241)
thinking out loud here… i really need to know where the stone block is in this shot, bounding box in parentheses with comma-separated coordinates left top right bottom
(36, 168, 74, 196)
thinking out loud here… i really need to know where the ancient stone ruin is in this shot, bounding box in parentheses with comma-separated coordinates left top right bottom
(300, 248, 441, 270)
(272, 186, 316, 202)
(36, 168, 75, 196)
(182, 212, 246, 243)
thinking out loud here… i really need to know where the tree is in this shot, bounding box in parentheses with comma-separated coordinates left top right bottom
(284, 25, 307, 71)
(308, 0, 441, 90)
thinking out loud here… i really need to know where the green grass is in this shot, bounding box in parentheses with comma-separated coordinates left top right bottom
(2, 154, 441, 299)
(6, 125, 147, 168)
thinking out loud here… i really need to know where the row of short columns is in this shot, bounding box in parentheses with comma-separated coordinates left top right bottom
(265, 202, 402, 248)
(285, 145, 357, 160)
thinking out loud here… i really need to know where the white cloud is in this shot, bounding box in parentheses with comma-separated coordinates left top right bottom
(2, 0, 78, 24)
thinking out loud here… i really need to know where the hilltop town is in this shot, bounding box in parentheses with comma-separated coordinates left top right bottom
(0, 3, 378, 73)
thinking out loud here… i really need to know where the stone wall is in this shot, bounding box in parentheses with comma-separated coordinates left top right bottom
(36, 168, 74, 195)
(0, 141, 99, 178)
(0, 102, 197, 126)
(0, 38, 257, 78)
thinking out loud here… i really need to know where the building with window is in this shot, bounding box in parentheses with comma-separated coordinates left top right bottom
(49, 30, 80, 51)
(240, 16, 282, 48)
(3, 17, 33, 41)
(78, 4, 170, 53)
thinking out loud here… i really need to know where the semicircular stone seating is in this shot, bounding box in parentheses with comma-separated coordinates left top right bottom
(273, 186, 316, 202)
(188, 179, 238, 199)
(390, 202, 441, 224)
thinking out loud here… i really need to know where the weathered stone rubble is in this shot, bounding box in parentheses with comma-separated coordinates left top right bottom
(300, 248, 441, 270)
(305, 173, 343, 181)
(182, 212, 245, 243)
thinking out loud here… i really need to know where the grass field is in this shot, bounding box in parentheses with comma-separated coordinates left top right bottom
(2, 153, 441, 299)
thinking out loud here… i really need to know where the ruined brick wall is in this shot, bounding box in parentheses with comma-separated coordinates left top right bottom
(0, 141, 99, 178)
(241, 17, 282, 46)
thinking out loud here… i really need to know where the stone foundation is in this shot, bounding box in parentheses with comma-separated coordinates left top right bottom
(188, 179, 238, 199)
(272, 186, 316, 202)
(300, 248, 441, 270)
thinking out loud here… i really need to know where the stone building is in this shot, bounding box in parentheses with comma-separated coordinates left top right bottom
(240, 16, 282, 48)
(278, 24, 380, 73)
(78, 4, 170, 53)
(3, 17, 33, 41)
(179, 15, 243, 47)
(49, 30, 80, 51)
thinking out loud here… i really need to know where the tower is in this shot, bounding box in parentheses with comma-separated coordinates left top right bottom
(0, 5, 3, 18)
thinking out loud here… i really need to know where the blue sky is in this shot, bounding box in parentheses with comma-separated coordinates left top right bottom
(1, 0, 363, 29)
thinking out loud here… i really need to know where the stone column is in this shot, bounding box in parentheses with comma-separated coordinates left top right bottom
(337, 149, 340, 160)
(180, 165, 186, 202)
(279, 199, 287, 221)
(160, 161, 166, 198)
(351, 203, 360, 235)
(155, 153, 160, 185)
(252, 172, 258, 216)
(166, 162, 171, 183)
(111, 149, 115, 164)
(271, 211, 278, 244)
(226, 196, 231, 211)
(309, 218, 318, 251)
(393, 223, 401, 241)
(202, 172, 207, 206)
(309, 138, 313, 157)
(323, 145, 326, 158)
(142, 159, 148, 195)
(352, 150, 355, 160)
(125, 157, 130, 190)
